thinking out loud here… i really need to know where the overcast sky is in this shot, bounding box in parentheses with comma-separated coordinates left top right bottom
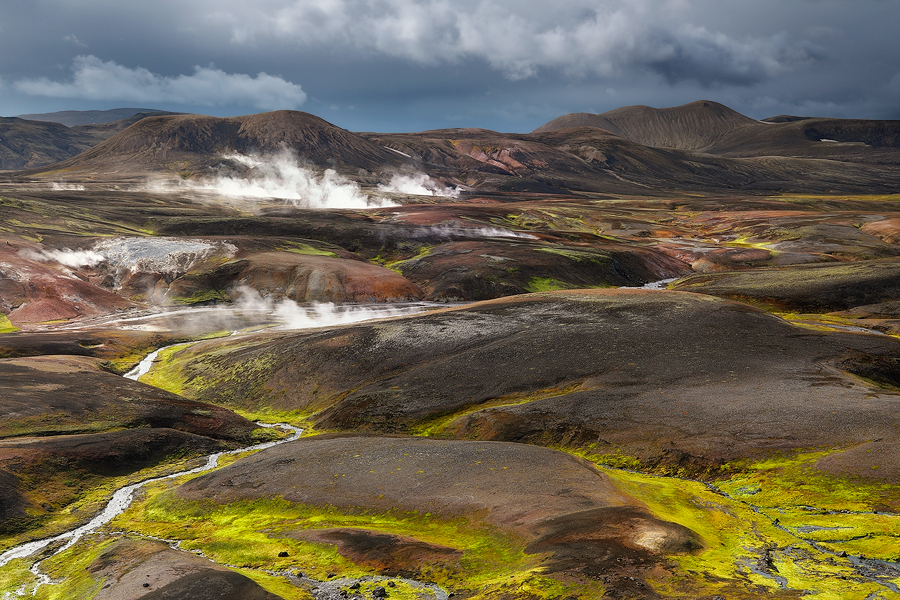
(1, 0, 898, 132)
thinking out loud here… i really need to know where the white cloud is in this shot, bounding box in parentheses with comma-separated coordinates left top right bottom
(15, 55, 306, 109)
(62, 34, 87, 47)
(203, 0, 818, 85)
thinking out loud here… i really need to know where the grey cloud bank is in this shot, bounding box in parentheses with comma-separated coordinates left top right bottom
(1, 0, 898, 132)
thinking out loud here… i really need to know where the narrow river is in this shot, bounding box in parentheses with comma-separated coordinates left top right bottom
(0, 423, 302, 578)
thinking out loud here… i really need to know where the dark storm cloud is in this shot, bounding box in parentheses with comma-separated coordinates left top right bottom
(0, 0, 898, 131)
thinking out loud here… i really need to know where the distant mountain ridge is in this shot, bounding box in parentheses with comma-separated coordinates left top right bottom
(0, 117, 96, 170)
(0, 110, 183, 171)
(534, 100, 900, 164)
(11, 102, 900, 194)
(16, 108, 179, 127)
(532, 100, 759, 151)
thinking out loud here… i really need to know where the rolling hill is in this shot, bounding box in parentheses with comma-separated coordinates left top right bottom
(25, 110, 409, 180)
(11, 101, 900, 193)
(534, 100, 900, 164)
(0, 111, 179, 171)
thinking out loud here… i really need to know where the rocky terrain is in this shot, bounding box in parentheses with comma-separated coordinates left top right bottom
(1, 101, 899, 599)
(0, 110, 177, 171)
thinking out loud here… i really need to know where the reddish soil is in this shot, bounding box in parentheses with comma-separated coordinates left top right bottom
(0, 241, 134, 327)
(166, 251, 423, 303)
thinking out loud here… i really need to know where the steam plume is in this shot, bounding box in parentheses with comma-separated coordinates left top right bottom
(407, 224, 538, 239)
(378, 172, 461, 198)
(20, 248, 105, 268)
(232, 286, 424, 329)
(148, 149, 397, 209)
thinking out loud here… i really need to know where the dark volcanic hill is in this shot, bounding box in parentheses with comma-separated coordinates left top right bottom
(0, 118, 97, 170)
(27, 111, 409, 180)
(365, 124, 900, 193)
(534, 100, 900, 165)
(0, 112, 180, 171)
(12, 102, 900, 193)
(532, 100, 759, 150)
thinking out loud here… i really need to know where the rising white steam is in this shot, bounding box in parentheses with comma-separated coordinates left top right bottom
(20, 248, 105, 268)
(173, 150, 397, 209)
(232, 286, 426, 329)
(408, 224, 538, 239)
(50, 182, 86, 191)
(378, 173, 461, 198)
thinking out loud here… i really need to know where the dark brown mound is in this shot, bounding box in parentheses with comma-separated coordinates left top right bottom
(138, 571, 286, 600)
(89, 537, 286, 600)
(179, 434, 699, 584)
(0, 117, 98, 170)
(532, 100, 758, 151)
(368, 123, 900, 194)
(526, 506, 699, 588)
(391, 238, 689, 300)
(533, 100, 900, 165)
(671, 258, 900, 312)
(25, 111, 408, 180)
(166, 290, 900, 475)
(161, 251, 423, 304)
(0, 355, 258, 442)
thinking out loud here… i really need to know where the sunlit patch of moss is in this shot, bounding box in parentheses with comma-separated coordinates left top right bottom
(0, 558, 38, 597)
(386, 245, 434, 274)
(773, 311, 884, 335)
(468, 570, 605, 600)
(277, 242, 338, 257)
(0, 449, 222, 554)
(136, 342, 194, 393)
(714, 450, 900, 563)
(0, 314, 19, 333)
(537, 247, 606, 262)
(599, 465, 893, 598)
(524, 277, 580, 293)
(168, 288, 231, 305)
(233, 567, 314, 599)
(726, 236, 777, 251)
(28, 537, 115, 600)
(559, 446, 644, 471)
(112, 489, 563, 597)
(235, 407, 313, 429)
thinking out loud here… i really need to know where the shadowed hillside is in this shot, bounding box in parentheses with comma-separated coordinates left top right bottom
(0, 112, 179, 170)
(532, 100, 759, 149)
(26, 111, 409, 180)
(534, 100, 900, 165)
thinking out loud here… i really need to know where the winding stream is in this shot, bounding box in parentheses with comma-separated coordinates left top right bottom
(0, 423, 302, 588)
